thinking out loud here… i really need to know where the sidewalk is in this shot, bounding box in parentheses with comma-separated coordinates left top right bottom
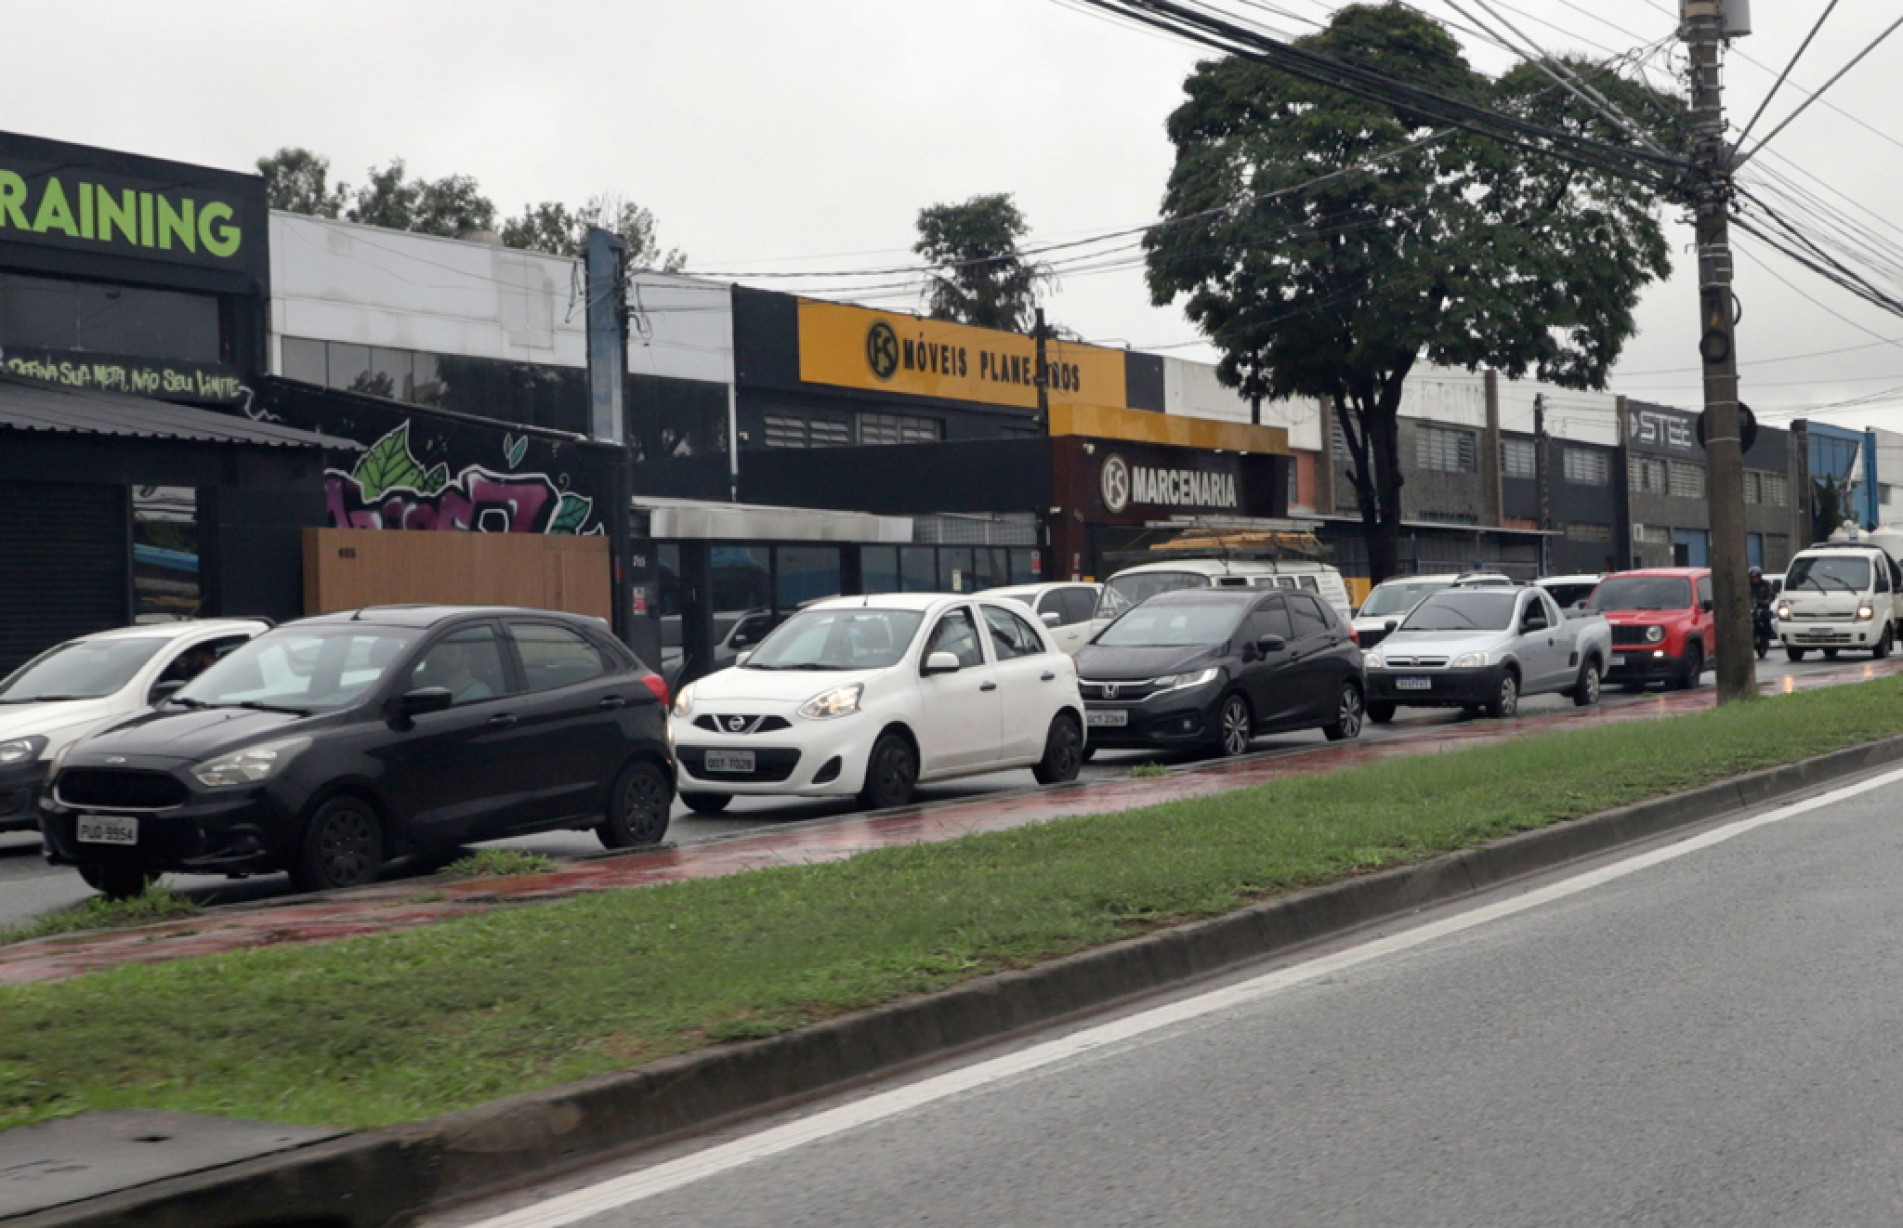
(4, 661, 1895, 986)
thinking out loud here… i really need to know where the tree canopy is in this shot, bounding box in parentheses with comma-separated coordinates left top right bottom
(258, 147, 683, 266)
(1144, 3, 1679, 580)
(914, 193, 1052, 332)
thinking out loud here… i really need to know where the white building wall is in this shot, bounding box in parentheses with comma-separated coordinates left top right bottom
(268, 212, 733, 384)
(1159, 356, 1322, 451)
(1873, 427, 1903, 525)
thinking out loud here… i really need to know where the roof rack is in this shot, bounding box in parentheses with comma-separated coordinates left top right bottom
(1103, 526, 1330, 568)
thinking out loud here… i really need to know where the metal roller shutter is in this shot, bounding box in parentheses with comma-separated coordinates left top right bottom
(0, 483, 128, 677)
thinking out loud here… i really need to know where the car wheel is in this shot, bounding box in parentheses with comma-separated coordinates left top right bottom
(289, 797, 385, 894)
(1573, 659, 1602, 707)
(1323, 681, 1364, 741)
(1484, 671, 1519, 720)
(1786, 646, 1807, 662)
(859, 733, 919, 810)
(1875, 626, 1894, 659)
(1032, 714, 1084, 784)
(1212, 694, 1253, 758)
(679, 791, 732, 815)
(598, 760, 672, 849)
(1366, 700, 1396, 725)
(78, 863, 153, 901)
(1675, 644, 1704, 690)
(1080, 745, 1098, 764)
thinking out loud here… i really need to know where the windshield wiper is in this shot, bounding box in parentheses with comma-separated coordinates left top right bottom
(225, 700, 311, 716)
(0, 694, 89, 703)
(165, 696, 212, 709)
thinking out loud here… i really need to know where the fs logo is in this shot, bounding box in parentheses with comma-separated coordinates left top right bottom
(1100, 453, 1131, 514)
(866, 322, 900, 381)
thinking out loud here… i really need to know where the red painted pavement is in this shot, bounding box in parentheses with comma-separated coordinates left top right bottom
(4, 659, 1898, 986)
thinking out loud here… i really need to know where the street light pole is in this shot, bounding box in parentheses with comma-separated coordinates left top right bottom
(1684, 0, 1755, 704)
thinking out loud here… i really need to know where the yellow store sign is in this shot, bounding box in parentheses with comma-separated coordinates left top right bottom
(797, 300, 1128, 411)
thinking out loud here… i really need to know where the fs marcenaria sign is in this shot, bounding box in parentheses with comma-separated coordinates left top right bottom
(1100, 453, 1239, 514)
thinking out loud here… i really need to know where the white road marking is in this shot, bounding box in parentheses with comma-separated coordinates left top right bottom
(464, 764, 1903, 1228)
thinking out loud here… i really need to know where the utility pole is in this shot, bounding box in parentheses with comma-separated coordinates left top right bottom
(1684, 0, 1755, 704)
(1533, 393, 1550, 576)
(1033, 306, 1050, 428)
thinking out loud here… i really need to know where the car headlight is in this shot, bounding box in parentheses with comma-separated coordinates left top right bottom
(797, 683, 863, 720)
(672, 683, 695, 719)
(1776, 603, 1791, 621)
(190, 737, 312, 788)
(1644, 625, 1665, 643)
(1364, 653, 1386, 671)
(1857, 604, 1876, 622)
(1152, 668, 1220, 692)
(0, 735, 47, 767)
(1451, 651, 1491, 669)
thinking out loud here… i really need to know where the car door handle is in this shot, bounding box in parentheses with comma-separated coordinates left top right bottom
(487, 713, 519, 729)
(980, 681, 999, 692)
(1041, 671, 1056, 681)
(598, 695, 627, 710)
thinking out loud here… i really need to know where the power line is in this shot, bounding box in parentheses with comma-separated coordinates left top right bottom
(1736, 14, 1903, 166)
(1732, 0, 1838, 153)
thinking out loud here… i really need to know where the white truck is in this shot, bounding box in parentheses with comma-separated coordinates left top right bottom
(1774, 526, 1903, 661)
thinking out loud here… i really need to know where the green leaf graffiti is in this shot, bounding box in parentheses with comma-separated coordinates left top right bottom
(504, 434, 529, 470)
(421, 463, 450, 494)
(352, 422, 427, 500)
(550, 492, 593, 535)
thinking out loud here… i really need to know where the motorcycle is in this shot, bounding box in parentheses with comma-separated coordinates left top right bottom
(1754, 601, 1774, 659)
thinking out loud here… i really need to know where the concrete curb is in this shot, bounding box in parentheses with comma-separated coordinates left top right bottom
(22, 731, 1903, 1228)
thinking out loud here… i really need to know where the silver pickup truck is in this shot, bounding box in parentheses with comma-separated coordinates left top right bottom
(1363, 585, 1612, 722)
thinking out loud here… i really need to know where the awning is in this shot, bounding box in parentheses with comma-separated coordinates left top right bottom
(0, 370, 360, 450)
(634, 496, 911, 544)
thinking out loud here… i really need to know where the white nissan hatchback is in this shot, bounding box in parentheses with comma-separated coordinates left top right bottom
(668, 593, 1086, 813)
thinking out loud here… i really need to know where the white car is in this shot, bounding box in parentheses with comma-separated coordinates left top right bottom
(982, 582, 1103, 654)
(1535, 573, 1604, 610)
(0, 619, 269, 832)
(668, 593, 1086, 812)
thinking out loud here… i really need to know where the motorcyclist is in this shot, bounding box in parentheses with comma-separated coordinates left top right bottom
(1750, 567, 1775, 656)
(1749, 567, 1774, 608)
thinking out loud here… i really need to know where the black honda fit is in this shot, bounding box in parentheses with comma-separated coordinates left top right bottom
(1076, 588, 1365, 757)
(41, 606, 673, 898)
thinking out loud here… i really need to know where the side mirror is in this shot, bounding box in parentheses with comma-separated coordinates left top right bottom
(1700, 600, 1714, 613)
(149, 680, 186, 704)
(922, 651, 963, 676)
(393, 686, 453, 721)
(736, 651, 753, 667)
(1384, 619, 1399, 632)
(1255, 635, 1287, 655)
(1041, 611, 1063, 628)
(729, 633, 754, 650)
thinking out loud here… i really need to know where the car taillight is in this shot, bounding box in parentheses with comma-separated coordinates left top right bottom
(640, 675, 668, 707)
(1348, 626, 1361, 646)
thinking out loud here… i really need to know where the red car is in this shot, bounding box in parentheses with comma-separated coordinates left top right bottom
(1588, 567, 1714, 690)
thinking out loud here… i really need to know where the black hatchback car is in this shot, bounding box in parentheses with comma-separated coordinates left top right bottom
(40, 606, 674, 898)
(1075, 588, 1364, 757)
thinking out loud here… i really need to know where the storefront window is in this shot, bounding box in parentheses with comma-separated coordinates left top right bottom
(0, 272, 221, 363)
(901, 547, 936, 592)
(863, 547, 900, 594)
(1010, 548, 1041, 584)
(132, 486, 199, 621)
(973, 547, 1010, 591)
(711, 546, 773, 620)
(777, 547, 841, 610)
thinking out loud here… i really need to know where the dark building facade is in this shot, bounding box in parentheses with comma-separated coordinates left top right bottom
(1623, 400, 1801, 571)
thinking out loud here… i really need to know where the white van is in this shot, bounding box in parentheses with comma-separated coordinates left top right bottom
(1094, 558, 1352, 638)
(1775, 539, 1903, 660)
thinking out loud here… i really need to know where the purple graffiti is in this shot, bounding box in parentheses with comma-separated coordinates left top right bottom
(326, 468, 561, 533)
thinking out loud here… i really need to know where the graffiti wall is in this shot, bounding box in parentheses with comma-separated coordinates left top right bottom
(254, 377, 616, 537)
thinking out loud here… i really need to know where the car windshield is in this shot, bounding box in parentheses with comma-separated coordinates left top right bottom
(1096, 601, 1242, 647)
(1590, 577, 1693, 612)
(178, 625, 423, 712)
(743, 608, 922, 671)
(0, 637, 170, 702)
(1098, 571, 1210, 619)
(1402, 592, 1518, 631)
(1786, 555, 1872, 593)
(1541, 582, 1598, 609)
(1359, 581, 1450, 618)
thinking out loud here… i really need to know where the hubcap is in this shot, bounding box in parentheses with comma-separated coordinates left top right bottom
(1500, 678, 1518, 716)
(622, 772, 667, 841)
(1223, 701, 1249, 754)
(1584, 668, 1599, 703)
(1338, 687, 1362, 736)
(320, 811, 375, 883)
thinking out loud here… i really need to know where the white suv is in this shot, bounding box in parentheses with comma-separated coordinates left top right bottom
(668, 593, 1086, 812)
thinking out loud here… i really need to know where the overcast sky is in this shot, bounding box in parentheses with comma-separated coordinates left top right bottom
(12, 1, 1903, 432)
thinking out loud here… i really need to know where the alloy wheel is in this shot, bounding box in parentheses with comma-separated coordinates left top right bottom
(1220, 697, 1251, 756)
(1332, 684, 1363, 739)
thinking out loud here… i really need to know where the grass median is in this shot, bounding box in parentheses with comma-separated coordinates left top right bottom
(4, 678, 1903, 1133)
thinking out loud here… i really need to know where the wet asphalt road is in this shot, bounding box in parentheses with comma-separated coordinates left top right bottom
(0, 653, 1875, 930)
(432, 750, 1903, 1228)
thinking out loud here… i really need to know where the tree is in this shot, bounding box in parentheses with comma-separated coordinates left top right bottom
(257, 147, 347, 217)
(1144, 4, 1677, 582)
(346, 159, 498, 237)
(501, 194, 686, 270)
(914, 193, 1052, 332)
